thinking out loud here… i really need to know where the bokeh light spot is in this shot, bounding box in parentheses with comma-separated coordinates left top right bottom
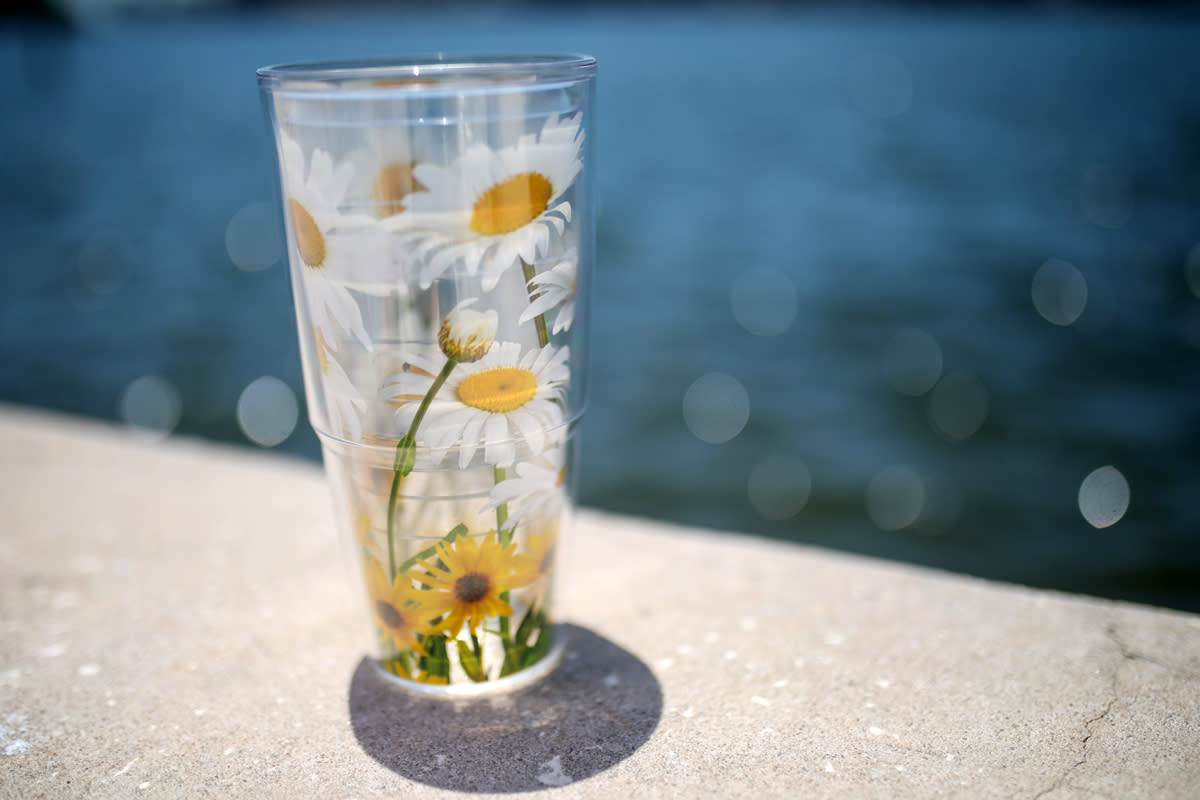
(883, 327, 943, 396)
(1032, 258, 1088, 327)
(226, 202, 283, 272)
(237, 376, 298, 447)
(683, 372, 750, 445)
(866, 464, 925, 531)
(1078, 466, 1130, 529)
(927, 370, 988, 442)
(119, 374, 182, 440)
(731, 268, 798, 337)
(747, 455, 812, 520)
(847, 54, 913, 118)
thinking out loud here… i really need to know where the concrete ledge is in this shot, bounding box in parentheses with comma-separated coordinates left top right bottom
(1, 404, 1197, 798)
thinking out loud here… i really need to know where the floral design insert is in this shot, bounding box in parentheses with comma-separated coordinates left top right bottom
(275, 111, 585, 686)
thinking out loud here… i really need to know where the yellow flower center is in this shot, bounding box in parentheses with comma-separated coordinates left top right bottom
(454, 572, 492, 604)
(456, 367, 538, 413)
(470, 172, 553, 236)
(288, 197, 326, 268)
(373, 161, 424, 218)
(375, 599, 406, 631)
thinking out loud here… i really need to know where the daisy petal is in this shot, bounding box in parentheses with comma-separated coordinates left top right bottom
(508, 409, 545, 458)
(483, 414, 516, 467)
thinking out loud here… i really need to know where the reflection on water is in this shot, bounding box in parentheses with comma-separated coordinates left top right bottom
(1032, 258, 1089, 327)
(731, 267, 799, 337)
(119, 373, 182, 440)
(1078, 465, 1131, 530)
(2, 5, 1199, 612)
(682, 371, 751, 445)
(236, 375, 298, 447)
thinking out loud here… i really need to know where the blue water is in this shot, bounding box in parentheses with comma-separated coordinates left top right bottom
(3, 4, 1199, 611)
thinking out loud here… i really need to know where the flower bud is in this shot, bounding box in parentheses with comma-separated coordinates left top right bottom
(438, 300, 497, 363)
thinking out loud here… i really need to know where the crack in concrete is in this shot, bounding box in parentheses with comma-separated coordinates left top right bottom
(1030, 621, 1162, 799)
(1103, 624, 1176, 673)
(1032, 695, 1116, 800)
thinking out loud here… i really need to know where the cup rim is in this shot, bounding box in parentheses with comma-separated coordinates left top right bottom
(257, 53, 596, 92)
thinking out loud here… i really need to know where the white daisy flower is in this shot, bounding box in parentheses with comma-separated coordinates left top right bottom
(481, 446, 568, 528)
(382, 341, 570, 469)
(371, 158, 424, 219)
(349, 109, 452, 222)
(520, 249, 578, 335)
(313, 328, 366, 442)
(347, 136, 426, 221)
(279, 135, 379, 350)
(438, 299, 498, 363)
(392, 114, 584, 292)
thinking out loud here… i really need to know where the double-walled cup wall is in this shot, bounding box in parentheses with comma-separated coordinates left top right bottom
(259, 55, 596, 693)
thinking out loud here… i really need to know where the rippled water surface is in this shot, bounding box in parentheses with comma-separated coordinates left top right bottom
(3, 5, 1199, 611)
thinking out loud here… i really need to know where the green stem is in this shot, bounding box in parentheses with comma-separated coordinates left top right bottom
(471, 628, 484, 678)
(493, 465, 513, 640)
(493, 466, 511, 547)
(521, 258, 550, 348)
(387, 358, 458, 581)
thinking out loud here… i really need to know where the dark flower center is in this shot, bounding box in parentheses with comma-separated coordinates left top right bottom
(375, 600, 405, 630)
(455, 572, 492, 604)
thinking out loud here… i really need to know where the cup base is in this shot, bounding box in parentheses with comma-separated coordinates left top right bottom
(370, 625, 566, 698)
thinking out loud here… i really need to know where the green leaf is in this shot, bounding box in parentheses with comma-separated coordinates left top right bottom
(456, 640, 486, 682)
(520, 615, 553, 669)
(420, 633, 451, 681)
(393, 434, 417, 478)
(380, 654, 411, 679)
(514, 605, 537, 646)
(499, 639, 523, 678)
(396, 524, 468, 578)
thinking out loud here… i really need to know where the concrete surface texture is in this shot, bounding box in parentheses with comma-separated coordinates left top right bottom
(1, 404, 1198, 799)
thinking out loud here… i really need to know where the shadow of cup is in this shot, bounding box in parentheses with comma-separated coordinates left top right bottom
(348, 623, 663, 792)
